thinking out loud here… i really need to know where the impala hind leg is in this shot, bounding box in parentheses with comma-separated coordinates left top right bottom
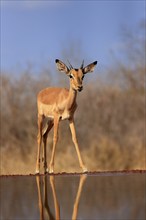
(42, 121, 54, 174)
(36, 114, 44, 174)
(69, 118, 87, 173)
(49, 116, 60, 173)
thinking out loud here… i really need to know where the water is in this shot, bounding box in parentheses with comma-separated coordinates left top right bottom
(0, 172, 145, 220)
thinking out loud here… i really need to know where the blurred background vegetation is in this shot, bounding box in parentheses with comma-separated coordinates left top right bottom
(0, 23, 145, 174)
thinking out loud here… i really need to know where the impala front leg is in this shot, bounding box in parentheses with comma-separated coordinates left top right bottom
(49, 116, 59, 173)
(69, 118, 87, 173)
(42, 121, 54, 174)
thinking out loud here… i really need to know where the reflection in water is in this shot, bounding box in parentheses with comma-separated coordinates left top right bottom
(0, 173, 145, 220)
(36, 175, 86, 220)
(36, 175, 59, 220)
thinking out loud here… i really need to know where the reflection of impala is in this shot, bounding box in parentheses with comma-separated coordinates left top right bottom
(36, 59, 97, 174)
(36, 175, 87, 220)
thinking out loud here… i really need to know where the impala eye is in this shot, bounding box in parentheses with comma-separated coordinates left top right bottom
(82, 75, 84, 80)
(69, 74, 73, 79)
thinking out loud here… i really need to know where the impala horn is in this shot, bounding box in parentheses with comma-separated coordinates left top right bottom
(80, 60, 84, 69)
(67, 60, 73, 70)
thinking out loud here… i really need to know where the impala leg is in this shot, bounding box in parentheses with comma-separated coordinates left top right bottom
(49, 117, 59, 173)
(36, 114, 44, 174)
(69, 118, 87, 173)
(42, 121, 54, 174)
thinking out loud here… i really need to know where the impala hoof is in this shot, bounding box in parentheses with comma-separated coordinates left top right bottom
(49, 167, 54, 173)
(35, 169, 40, 175)
(82, 167, 88, 173)
(44, 168, 49, 174)
(49, 170, 54, 174)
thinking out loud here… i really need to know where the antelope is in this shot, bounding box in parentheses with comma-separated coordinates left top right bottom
(36, 59, 97, 174)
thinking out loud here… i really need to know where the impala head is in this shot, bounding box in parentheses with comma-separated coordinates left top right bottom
(55, 59, 97, 92)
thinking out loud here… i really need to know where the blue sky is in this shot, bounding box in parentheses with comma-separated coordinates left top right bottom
(1, 0, 145, 73)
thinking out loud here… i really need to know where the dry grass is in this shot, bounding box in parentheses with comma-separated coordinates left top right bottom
(1, 136, 145, 175)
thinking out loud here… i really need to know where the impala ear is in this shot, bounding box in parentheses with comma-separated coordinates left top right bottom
(83, 61, 97, 74)
(55, 59, 70, 74)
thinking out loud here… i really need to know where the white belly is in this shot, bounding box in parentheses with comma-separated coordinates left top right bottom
(60, 110, 70, 120)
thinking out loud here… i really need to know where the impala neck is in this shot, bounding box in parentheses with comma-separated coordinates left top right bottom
(67, 86, 77, 110)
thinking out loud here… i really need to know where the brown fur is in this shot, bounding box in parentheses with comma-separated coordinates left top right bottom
(36, 59, 97, 174)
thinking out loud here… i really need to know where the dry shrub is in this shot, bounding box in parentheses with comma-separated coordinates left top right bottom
(1, 66, 145, 175)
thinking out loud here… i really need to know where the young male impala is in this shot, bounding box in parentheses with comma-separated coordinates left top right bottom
(36, 59, 97, 174)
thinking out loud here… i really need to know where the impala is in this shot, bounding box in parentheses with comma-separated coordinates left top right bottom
(36, 59, 97, 174)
